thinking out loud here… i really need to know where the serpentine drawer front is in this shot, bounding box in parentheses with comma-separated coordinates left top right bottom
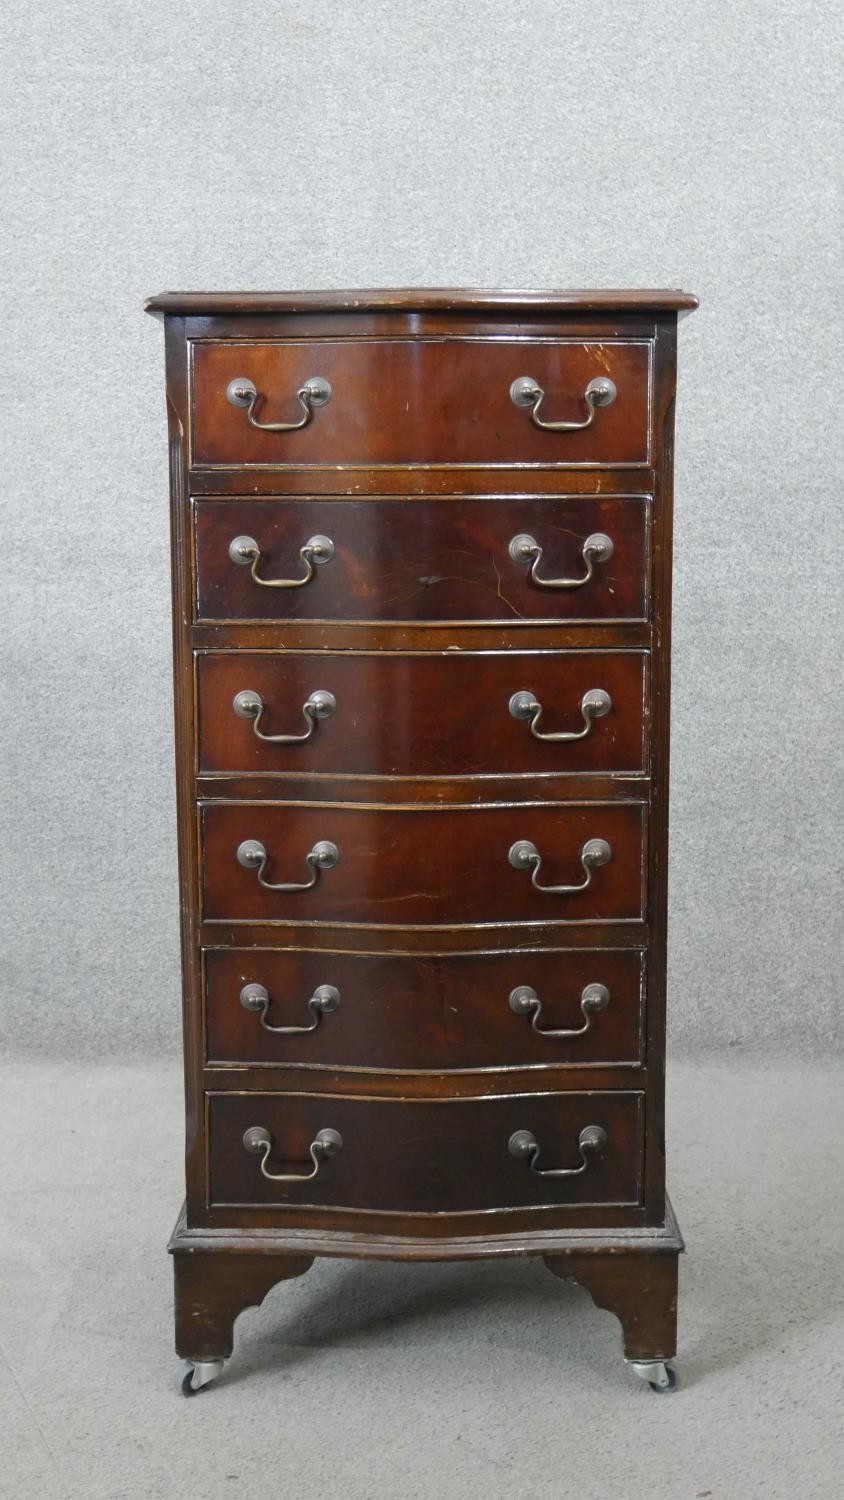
(207, 1091, 644, 1212)
(191, 339, 651, 468)
(197, 649, 649, 778)
(148, 286, 696, 1395)
(194, 496, 650, 624)
(201, 801, 646, 927)
(203, 947, 646, 1070)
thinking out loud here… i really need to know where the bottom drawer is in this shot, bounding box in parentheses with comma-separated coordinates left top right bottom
(208, 1091, 644, 1213)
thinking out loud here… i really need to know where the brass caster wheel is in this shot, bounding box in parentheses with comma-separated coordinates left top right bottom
(181, 1358, 225, 1396)
(626, 1358, 677, 1393)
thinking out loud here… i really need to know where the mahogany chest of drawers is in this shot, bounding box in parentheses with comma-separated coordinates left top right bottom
(145, 286, 697, 1395)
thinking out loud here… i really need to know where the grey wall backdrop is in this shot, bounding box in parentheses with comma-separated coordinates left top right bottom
(2, 1, 841, 1059)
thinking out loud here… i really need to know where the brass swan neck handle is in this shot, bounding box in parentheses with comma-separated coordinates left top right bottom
(228, 533, 335, 589)
(509, 688, 612, 742)
(508, 1125, 608, 1177)
(226, 374, 333, 432)
(507, 838, 612, 895)
(243, 1125, 342, 1182)
(232, 688, 336, 745)
(236, 838, 340, 893)
(508, 531, 614, 590)
(509, 982, 610, 1038)
(509, 373, 617, 432)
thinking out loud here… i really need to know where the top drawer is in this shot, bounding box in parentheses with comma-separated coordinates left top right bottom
(190, 339, 652, 469)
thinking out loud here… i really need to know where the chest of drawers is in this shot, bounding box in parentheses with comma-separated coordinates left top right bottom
(146, 286, 697, 1396)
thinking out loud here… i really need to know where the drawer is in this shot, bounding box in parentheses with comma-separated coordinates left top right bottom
(191, 338, 651, 468)
(205, 947, 645, 1070)
(197, 650, 649, 779)
(201, 801, 646, 927)
(208, 1090, 644, 1211)
(194, 495, 650, 624)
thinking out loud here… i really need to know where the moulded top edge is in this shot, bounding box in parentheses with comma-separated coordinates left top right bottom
(144, 287, 699, 316)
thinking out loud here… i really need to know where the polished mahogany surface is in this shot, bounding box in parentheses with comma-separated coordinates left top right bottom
(204, 946, 645, 1070)
(150, 289, 694, 1380)
(201, 801, 646, 927)
(146, 286, 698, 315)
(208, 1090, 644, 1212)
(194, 495, 650, 624)
(191, 338, 651, 467)
(197, 650, 649, 778)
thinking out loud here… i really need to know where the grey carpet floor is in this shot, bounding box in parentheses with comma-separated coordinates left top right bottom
(1, 1057, 841, 1500)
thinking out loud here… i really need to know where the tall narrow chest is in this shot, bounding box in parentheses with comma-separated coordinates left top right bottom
(146, 287, 697, 1394)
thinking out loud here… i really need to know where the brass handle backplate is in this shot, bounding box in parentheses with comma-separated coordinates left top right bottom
(226, 374, 333, 431)
(508, 837, 612, 895)
(509, 373, 617, 431)
(508, 1124, 608, 1176)
(243, 1125, 342, 1182)
(239, 982, 340, 1034)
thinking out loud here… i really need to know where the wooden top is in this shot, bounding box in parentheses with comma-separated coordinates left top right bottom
(144, 286, 698, 316)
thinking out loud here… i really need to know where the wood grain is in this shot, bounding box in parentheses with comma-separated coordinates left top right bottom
(147, 287, 698, 315)
(191, 338, 651, 467)
(200, 800, 647, 927)
(208, 1090, 644, 1212)
(203, 945, 645, 1070)
(197, 649, 649, 778)
(194, 494, 650, 624)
